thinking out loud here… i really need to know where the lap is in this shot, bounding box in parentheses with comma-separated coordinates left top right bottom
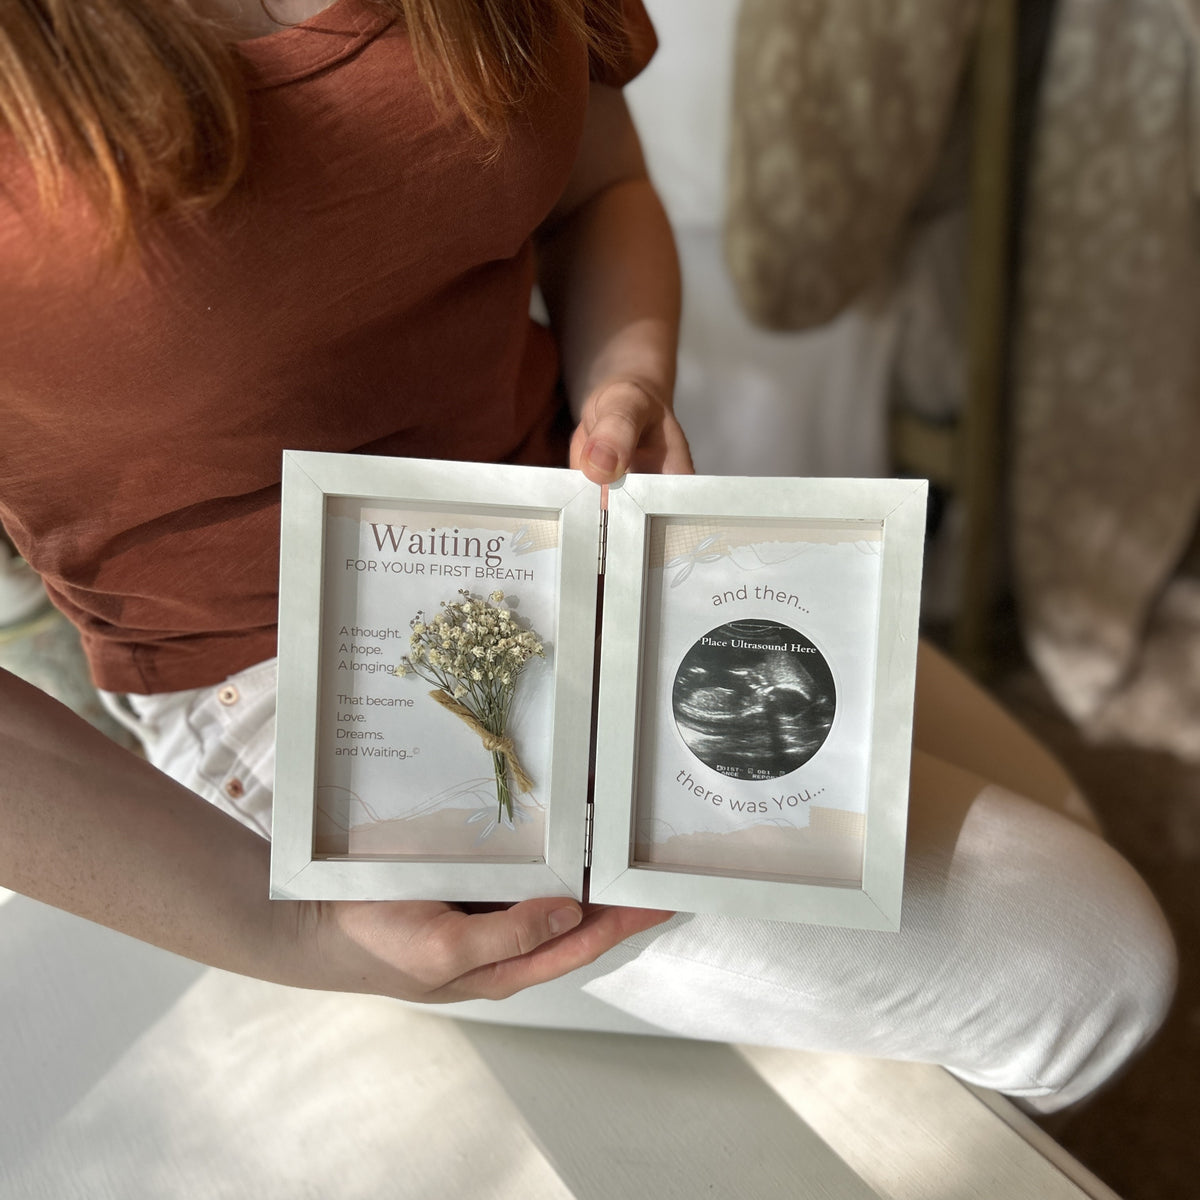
(112, 640, 1175, 1110)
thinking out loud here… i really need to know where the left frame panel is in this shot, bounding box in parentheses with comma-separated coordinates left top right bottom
(271, 452, 601, 901)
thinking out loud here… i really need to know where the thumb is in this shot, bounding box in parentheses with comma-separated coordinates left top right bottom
(573, 380, 661, 484)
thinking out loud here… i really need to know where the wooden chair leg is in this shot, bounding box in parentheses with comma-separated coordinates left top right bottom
(954, 0, 1017, 678)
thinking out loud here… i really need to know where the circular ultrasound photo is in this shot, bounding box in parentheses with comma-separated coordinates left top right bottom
(672, 619, 836, 781)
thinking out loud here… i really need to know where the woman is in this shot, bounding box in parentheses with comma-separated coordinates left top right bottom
(0, 0, 683, 999)
(0, 0, 1176, 1113)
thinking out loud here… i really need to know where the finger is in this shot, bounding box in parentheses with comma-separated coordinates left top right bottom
(420, 896, 585, 982)
(573, 382, 660, 484)
(628, 414, 693, 477)
(664, 421, 693, 474)
(445, 905, 675, 1001)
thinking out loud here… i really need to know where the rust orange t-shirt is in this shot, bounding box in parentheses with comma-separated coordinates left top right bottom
(0, 1, 655, 693)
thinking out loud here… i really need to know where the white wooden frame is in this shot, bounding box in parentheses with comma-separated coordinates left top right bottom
(271, 451, 600, 901)
(589, 475, 926, 930)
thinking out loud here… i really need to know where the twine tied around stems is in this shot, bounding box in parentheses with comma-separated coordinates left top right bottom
(429, 688, 534, 794)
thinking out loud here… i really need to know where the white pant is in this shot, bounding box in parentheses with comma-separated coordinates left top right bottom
(102, 643, 1177, 1113)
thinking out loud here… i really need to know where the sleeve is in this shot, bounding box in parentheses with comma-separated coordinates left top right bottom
(588, 0, 657, 88)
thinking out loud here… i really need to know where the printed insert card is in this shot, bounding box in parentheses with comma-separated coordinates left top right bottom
(317, 498, 560, 861)
(273, 454, 926, 929)
(632, 516, 882, 887)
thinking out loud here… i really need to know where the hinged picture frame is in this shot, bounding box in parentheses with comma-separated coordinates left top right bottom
(271, 453, 926, 930)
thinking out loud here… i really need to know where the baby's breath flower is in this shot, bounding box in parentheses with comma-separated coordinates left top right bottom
(395, 589, 545, 822)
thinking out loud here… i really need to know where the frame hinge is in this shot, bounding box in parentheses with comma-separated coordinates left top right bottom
(597, 508, 609, 576)
(584, 801, 594, 869)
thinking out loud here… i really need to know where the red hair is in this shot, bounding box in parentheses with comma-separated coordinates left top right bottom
(0, 0, 624, 246)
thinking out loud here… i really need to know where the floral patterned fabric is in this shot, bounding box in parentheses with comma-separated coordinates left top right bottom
(724, 0, 983, 328)
(1013, 0, 1200, 760)
(724, 0, 1200, 761)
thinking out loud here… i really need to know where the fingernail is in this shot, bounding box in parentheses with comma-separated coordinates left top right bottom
(548, 906, 582, 935)
(586, 442, 619, 476)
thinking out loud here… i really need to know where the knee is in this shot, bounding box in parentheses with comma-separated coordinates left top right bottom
(1005, 859, 1175, 1112)
(930, 793, 1177, 1112)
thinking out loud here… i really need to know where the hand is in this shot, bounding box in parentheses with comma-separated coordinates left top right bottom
(571, 379, 693, 484)
(283, 895, 674, 1002)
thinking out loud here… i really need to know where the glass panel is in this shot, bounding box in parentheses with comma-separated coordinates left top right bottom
(632, 515, 884, 886)
(313, 497, 560, 861)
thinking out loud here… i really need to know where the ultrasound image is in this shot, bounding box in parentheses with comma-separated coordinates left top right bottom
(671, 620, 836, 780)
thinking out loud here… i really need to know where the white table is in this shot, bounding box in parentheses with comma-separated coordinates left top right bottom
(1, 889, 1119, 1200)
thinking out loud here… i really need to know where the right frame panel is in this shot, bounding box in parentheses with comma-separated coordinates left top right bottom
(589, 475, 927, 930)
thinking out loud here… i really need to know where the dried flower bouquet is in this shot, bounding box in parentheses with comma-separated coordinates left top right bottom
(394, 589, 544, 822)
